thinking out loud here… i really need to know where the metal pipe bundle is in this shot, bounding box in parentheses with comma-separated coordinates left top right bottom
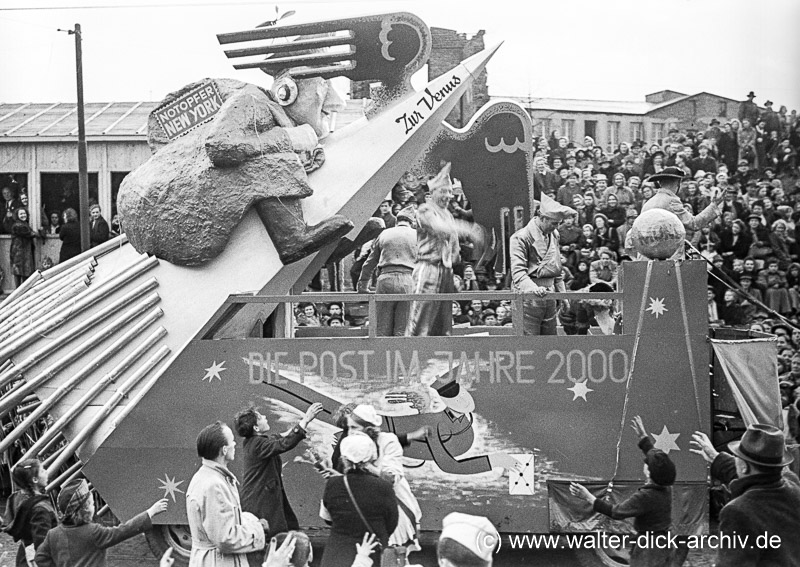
(0, 263, 93, 328)
(0, 295, 161, 418)
(0, 255, 158, 362)
(18, 326, 167, 462)
(38, 234, 126, 282)
(0, 282, 159, 390)
(44, 460, 81, 493)
(47, 344, 171, 476)
(0, 278, 91, 341)
(0, 271, 43, 311)
(0, 307, 164, 453)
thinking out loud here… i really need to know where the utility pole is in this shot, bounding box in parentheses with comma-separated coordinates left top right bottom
(61, 24, 90, 252)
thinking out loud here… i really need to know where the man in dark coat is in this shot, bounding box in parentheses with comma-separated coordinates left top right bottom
(235, 402, 323, 567)
(691, 424, 800, 567)
(738, 91, 760, 125)
(89, 204, 110, 248)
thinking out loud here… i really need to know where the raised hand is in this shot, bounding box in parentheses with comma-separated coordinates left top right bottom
(147, 498, 169, 518)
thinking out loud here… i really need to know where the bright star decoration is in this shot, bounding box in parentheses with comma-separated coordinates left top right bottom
(652, 425, 681, 453)
(646, 297, 668, 318)
(202, 361, 226, 382)
(158, 473, 185, 502)
(568, 380, 594, 401)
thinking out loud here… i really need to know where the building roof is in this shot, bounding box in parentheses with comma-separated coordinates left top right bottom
(0, 102, 157, 141)
(495, 95, 693, 116)
(0, 100, 367, 142)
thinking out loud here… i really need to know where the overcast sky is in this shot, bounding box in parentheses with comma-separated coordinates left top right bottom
(1, 0, 799, 111)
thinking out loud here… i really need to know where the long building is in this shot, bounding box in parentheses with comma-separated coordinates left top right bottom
(503, 89, 745, 150)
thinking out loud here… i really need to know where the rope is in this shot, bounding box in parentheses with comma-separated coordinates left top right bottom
(612, 260, 653, 480)
(685, 240, 797, 330)
(675, 262, 704, 427)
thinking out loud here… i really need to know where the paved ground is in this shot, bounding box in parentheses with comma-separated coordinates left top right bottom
(0, 530, 716, 566)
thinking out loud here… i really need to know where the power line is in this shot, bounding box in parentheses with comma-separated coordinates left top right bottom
(0, 0, 390, 10)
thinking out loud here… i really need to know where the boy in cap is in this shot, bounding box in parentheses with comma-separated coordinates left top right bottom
(509, 195, 576, 335)
(690, 424, 800, 567)
(570, 416, 676, 567)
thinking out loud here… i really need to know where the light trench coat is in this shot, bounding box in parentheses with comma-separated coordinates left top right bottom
(186, 459, 265, 567)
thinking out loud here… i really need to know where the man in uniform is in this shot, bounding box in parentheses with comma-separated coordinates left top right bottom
(640, 166, 724, 258)
(358, 206, 418, 336)
(509, 196, 576, 335)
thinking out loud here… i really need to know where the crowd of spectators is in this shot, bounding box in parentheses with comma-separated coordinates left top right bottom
(300, 94, 800, 335)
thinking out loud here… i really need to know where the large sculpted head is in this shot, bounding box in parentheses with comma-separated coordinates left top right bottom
(271, 70, 345, 139)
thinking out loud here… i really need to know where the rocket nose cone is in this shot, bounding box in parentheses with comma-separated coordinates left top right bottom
(460, 41, 503, 78)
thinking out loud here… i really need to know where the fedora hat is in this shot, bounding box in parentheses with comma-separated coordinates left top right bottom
(647, 166, 685, 183)
(747, 91, 756, 98)
(729, 423, 793, 467)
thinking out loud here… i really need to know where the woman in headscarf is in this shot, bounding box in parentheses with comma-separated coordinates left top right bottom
(35, 478, 168, 567)
(319, 432, 398, 567)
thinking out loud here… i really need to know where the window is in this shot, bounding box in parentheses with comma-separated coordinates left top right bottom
(584, 120, 597, 142)
(533, 118, 550, 139)
(562, 119, 575, 142)
(652, 123, 664, 144)
(111, 172, 130, 219)
(0, 173, 29, 234)
(719, 101, 728, 118)
(631, 122, 644, 143)
(608, 121, 620, 149)
(40, 173, 99, 223)
(540, 118, 550, 139)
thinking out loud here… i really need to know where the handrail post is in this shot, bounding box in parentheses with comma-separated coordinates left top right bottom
(368, 294, 377, 338)
(513, 292, 525, 336)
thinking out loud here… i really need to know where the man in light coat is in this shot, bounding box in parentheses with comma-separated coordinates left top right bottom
(186, 421, 267, 567)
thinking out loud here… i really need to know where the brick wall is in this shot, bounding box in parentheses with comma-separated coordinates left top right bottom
(649, 94, 742, 132)
(429, 27, 488, 128)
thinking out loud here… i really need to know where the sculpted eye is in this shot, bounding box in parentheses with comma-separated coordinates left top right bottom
(272, 76, 298, 106)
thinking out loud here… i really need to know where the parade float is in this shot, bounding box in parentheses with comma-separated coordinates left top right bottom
(0, 13, 781, 567)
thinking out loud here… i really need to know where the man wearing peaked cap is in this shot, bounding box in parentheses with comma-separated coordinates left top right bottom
(509, 195, 576, 335)
(357, 204, 418, 336)
(690, 423, 800, 567)
(641, 166, 724, 259)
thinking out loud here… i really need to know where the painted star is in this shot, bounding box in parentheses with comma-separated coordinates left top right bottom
(646, 297, 668, 318)
(568, 380, 594, 401)
(202, 361, 226, 382)
(157, 474, 185, 502)
(652, 425, 681, 453)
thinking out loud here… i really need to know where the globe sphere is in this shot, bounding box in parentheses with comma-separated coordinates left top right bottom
(629, 209, 686, 260)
